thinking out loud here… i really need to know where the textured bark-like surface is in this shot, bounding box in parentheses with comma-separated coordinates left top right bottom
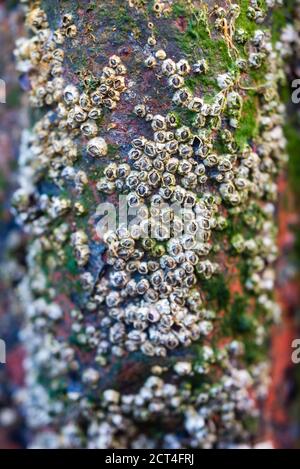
(9, 0, 299, 448)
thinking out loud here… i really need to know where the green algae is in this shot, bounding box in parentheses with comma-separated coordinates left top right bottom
(201, 274, 230, 311)
(235, 93, 258, 148)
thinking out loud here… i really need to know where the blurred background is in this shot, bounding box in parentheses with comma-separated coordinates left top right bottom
(0, 0, 299, 448)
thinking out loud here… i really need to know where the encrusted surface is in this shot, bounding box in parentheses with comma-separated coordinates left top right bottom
(10, 0, 299, 448)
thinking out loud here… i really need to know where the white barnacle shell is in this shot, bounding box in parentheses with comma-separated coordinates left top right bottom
(109, 54, 121, 68)
(161, 58, 176, 76)
(82, 368, 100, 384)
(87, 137, 108, 157)
(80, 119, 98, 138)
(103, 389, 120, 404)
(174, 361, 192, 376)
(216, 73, 234, 89)
(63, 84, 79, 105)
(176, 58, 191, 76)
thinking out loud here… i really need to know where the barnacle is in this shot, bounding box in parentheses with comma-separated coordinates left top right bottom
(87, 137, 108, 157)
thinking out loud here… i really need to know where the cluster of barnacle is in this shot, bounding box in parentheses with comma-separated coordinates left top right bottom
(143, 51, 241, 133)
(92, 11, 287, 358)
(152, 0, 174, 17)
(227, 26, 290, 313)
(14, 8, 76, 107)
(94, 225, 205, 356)
(23, 346, 264, 448)
(85, 366, 256, 449)
(95, 125, 222, 356)
(20, 233, 260, 448)
(247, 0, 267, 23)
(99, 116, 213, 194)
(128, 0, 173, 16)
(12, 10, 81, 232)
(209, 3, 241, 54)
(14, 0, 286, 362)
(13, 8, 127, 266)
(94, 237, 216, 357)
(11, 125, 75, 235)
(71, 231, 90, 268)
(127, 0, 147, 11)
(62, 54, 127, 159)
